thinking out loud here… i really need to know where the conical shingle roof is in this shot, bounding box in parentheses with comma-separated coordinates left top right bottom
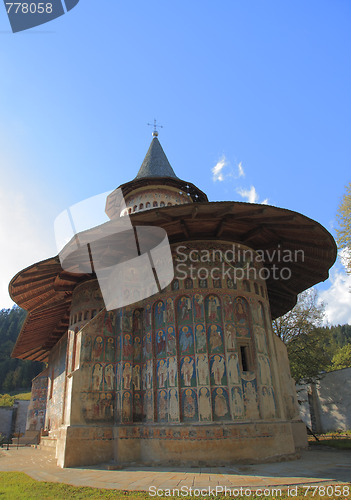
(135, 136, 178, 179)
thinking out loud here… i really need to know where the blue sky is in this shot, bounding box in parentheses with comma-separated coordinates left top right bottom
(0, 1, 350, 323)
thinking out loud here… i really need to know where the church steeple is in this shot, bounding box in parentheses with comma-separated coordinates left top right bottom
(134, 136, 178, 180)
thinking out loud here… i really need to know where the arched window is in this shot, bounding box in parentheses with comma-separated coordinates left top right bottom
(185, 278, 193, 289)
(171, 279, 179, 291)
(254, 283, 259, 295)
(160, 201, 165, 207)
(146, 201, 151, 208)
(128, 208, 132, 214)
(243, 280, 250, 292)
(84, 310, 89, 320)
(139, 203, 144, 210)
(153, 201, 158, 207)
(133, 205, 137, 212)
(167, 202, 172, 206)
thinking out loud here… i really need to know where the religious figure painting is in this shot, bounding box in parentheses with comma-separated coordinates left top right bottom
(168, 356, 177, 387)
(207, 324, 224, 354)
(193, 294, 204, 321)
(144, 304, 151, 329)
(198, 387, 212, 421)
(182, 388, 198, 422)
(169, 388, 179, 421)
(222, 295, 233, 322)
(122, 307, 132, 332)
(258, 354, 272, 386)
(231, 386, 244, 419)
(122, 391, 132, 422)
(92, 363, 103, 391)
(156, 329, 166, 357)
(166, 297, 175, 323)
(212, 387, 230, 421)
(180, 356, 195, 387)
(177, 296, 193, 324)
(260, 386, 276, 419)
(166, 326, 176, 356)
(105, 337, 115, 363)
(104, 311, 115, 336)
(154, 301, 166, 329)
(132, 364, 141, 391)
(122, 362, 132, 390)
(196, 353, 209, 386)
(205, 295, 221, 323)
(157, 389, 168, 422)
(179, 325, 194, 355)
(210, 354, 226, 386)
(132, 309, 143, 333)
(242, 379, 259, 419)
(133, 336, 142, 361)
(157, 359, 168, 388)
(234, 297, 251, 337)
(195, 324, 207, 353)
(224, 323, 236, 351)
(92, 336, 104, 362)
(227, 353, 240, 385)
(123, 333, 133, 359)
(145, 389, 153, 421)
(143, 332, 153, 359)
(82, 335, 92, 362)
(104, 363, 115, 391)
(133, 392, 142, 422)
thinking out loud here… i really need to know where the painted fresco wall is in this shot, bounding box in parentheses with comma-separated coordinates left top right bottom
(45, 335, 67, 431)
(26, 368, 49, 431)
(62, 240, 287, 429)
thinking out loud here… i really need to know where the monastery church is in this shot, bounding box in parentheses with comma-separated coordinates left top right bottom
(10, 133, 336, 467)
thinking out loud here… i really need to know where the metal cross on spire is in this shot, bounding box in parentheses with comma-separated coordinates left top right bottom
(147, 119, 163, 137)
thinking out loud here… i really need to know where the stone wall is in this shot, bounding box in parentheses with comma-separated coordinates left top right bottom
(0, 406, 13, 439)
(298, 367, 351, 433)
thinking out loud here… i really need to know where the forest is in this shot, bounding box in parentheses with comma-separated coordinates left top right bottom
(0, 307, 45, 394)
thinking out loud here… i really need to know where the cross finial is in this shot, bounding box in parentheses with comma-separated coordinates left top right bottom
(147, 119, 163, 137)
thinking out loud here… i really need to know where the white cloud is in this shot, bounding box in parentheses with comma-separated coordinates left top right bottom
(238, 161, 245, 178)
(212, 155, 228, 182)
(236, 185, 269, 205)
(0, 184, 56, 309)
(212, 156, 245, 182)
(318, 254, 351, 326)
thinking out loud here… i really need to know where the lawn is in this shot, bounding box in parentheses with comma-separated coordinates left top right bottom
(0, 472, 350, 500)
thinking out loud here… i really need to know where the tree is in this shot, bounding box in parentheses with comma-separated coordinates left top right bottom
(330, 343, 351, 371)
(272, 289, 331, 384)
(336, 182, 351, 274)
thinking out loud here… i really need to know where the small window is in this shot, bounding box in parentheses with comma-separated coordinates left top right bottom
(146, 202, 151, 208)
(91, 309, 97, 319)
(254, 283, 259, 295)
(185, 278, 193, 289)
(227, 279, 236, 289)
(213, 278, 222, 288)
(160, 201, 165, 207)
(153, 201, 158, 207)
(78, 312, 82, 322)
(84, 310, 89, 320)
(128, 208, 132, 214)
(172, 279, 179, 291)
(139, 203, 144, 210)
(199, 279, 208, 288)
(167, 202, 172, 206)
(238, 344, 252, 372)
(243, 280, 250, 292)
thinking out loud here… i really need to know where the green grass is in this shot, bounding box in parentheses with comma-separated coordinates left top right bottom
(13, 392, 31, 400)
(0, 472, 349, 500)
